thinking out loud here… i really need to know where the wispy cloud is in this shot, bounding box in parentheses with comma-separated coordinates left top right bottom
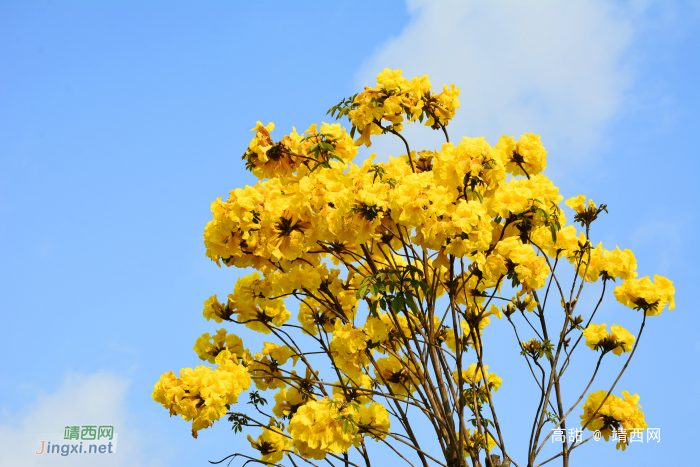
(355, 0, 645, 169)
(0, 372, 161, 467)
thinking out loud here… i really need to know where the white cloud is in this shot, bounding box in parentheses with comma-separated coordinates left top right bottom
(355, 0, 644, 171)
(0, 372, 161, 467)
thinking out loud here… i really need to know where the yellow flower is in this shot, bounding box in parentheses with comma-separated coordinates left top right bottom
(530, 224, 577, 258)
(601, 247, 637, 280)
(366, 312, 415, 353)
(363, 315, 389, 344)
(583, 324, 635, 356)
(609, 325, 635, 356)
(152, 354, 251, 438)
(374, 355, 419, 398)
(193, 329, 250, 364)
(508, 243, 550, 291)
(287, 397, 357, 457)
(432, 138, 505, 195)
(498, 133, 547, 176)
(332, 374, 374, 405)
(357, 402, 391, 441)
(425, 84, 460, 128)
(249, 352, 287, 391)
(262, 342, 298, 366)
(272, 386, 306, 418)
(202, 295, 228, 323)
(580, 390, 647, 450)
(248, 421, 292, 464)
(242, 121, 305, 180)
(487, 174, 562, 223)
(582, 323, 608, 350)
(453, 363, 502, 392)
(565, 194, 587, 214)
(376, 68, 410, 91)
(614, 275, 675, 315)
(329, 322, 370, 380)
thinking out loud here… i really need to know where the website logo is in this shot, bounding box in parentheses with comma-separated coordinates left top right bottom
(35, 425, 118, 457)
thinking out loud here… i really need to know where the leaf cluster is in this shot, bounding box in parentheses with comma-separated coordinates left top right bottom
(356, 265, 431, 317)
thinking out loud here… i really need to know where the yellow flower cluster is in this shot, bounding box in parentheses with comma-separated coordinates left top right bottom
(248, 420, 292, 464)
(566, 241, 638, 283)
(297, 266, 359, 335)
(565, 194, 597, 214)
(508, 242, 551, 291)
(454, 363, 503, 392)
(364, 312, 417, 352)
(203, 114, 563, 288)
(582, 324, 635, 356)
(193, 328, 251, 364)
(202, 273, 291, 333)
(249, 349, 295, 392)
(273, 385, 306, 418)
(348, 69, 458, 147)
(374, 355, 421, 398)
(262, 341, 298, 366)
(287, 397, 390, 459)
(152, 350, 251, 437)
(332, 374, 374, 405)
(614, 275, 676, 315)
(432, 137, 504, 195)
(491, 133, 548, 177)
(243, 121, 357, 180)
(488, 174, 561, 225)
(329, 322, 370, 380)
(580, 390, 647, 450)
(247, 342, 299, 391)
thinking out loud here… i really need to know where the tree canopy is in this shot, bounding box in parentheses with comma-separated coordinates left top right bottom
(153, 68, 675, 467)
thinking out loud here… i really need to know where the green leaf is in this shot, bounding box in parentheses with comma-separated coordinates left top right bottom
(370, 300, 379, 317)
(391, 295, 404, 313)
(405, 295, 419, 315)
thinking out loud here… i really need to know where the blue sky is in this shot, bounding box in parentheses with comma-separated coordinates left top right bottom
(0, 1, 698, 466)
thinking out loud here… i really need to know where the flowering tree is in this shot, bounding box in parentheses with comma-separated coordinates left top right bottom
(152, 69, 675, 467)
